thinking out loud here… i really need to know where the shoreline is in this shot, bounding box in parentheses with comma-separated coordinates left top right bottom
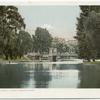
(0, 59, 83, 64)
(84, 61, 100, 65)
(1, 58, 100, 65)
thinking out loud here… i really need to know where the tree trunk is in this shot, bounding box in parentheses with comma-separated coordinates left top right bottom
(92, 58, 95, 62)
(10, 54, 13, 60)
(5, 55, 8, 60)
(87, 58, 90, 62)
(19, 54, 22, 58)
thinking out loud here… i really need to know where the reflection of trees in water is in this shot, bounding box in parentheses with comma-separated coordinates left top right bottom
(56, 64, 82, 70)
(79, 64, 100, 88)
(23, 64, 32, 81)
(34, 64, 52, 88)
(0, 64, 25, 88)
(52, 64, 57, 70)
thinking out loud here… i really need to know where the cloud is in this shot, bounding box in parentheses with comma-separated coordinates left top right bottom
(40, 24, 54, 30)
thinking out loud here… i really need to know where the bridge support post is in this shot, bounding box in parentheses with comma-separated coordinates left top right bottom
(49, 55, 57, 62)
(52, 55, 57, 62)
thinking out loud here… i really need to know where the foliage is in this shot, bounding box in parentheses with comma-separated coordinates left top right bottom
(17, 30, 33, 58)
(0, 6, 32, 60)
(76, 6, 100, 61)
(33, 27, 52, 54)
(52, 37, 69, 54)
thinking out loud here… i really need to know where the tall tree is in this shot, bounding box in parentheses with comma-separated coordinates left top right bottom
(0, 6, 25, 59)
(75, 6, 100, 61)
(17, 30, 33, 58)
(33, 27, 52, 54)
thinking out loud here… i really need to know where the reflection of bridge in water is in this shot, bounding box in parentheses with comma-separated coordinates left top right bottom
(26, 63, 82, 88)
(25, 62, 83, 72)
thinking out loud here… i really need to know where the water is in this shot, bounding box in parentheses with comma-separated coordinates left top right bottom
(0, 62, 100, 88)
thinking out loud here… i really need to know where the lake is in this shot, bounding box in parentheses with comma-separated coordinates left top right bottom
(0, 62, 100, 88)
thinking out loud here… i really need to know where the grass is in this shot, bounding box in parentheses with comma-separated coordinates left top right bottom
(0, 55, 32, 63)
(84, 61, 100, 65)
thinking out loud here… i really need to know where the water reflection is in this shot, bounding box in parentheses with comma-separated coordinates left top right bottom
(0, 63, 100, 88)
(56, 64, 82, 70)
(0, 64, 25, 88)
(79, 64, 100, 88)
(34, 64, 52, 88)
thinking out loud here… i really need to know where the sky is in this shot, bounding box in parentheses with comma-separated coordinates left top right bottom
(18, 6, 80, 40)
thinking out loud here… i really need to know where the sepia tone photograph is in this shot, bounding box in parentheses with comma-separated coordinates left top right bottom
(0, 5, 100, 89)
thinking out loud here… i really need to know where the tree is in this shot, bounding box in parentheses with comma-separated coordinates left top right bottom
(75, 6, 100, 61)
(17, 30, 33, 58)
(33, 27, 52, 54)
(0, 6, 25, 59)
(85, 11, 100, 60)
(52, 37, 69, 54)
